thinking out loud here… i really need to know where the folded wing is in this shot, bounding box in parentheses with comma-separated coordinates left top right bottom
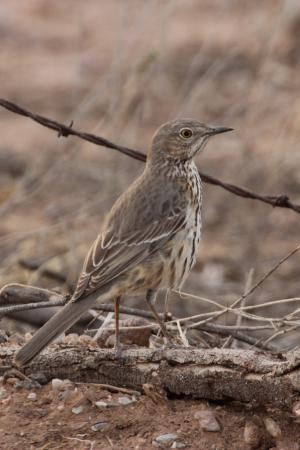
(72, 180, 187, 301)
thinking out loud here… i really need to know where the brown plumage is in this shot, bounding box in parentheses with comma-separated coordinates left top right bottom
(15, 119, 232, 366)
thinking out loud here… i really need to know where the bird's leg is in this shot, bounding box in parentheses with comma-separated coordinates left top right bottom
(164, 288, 172, 322)
(114, 296, 122, 356)
(146, 289, 172, 340)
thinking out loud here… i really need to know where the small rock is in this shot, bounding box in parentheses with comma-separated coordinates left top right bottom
(264, 418, 281, 438)
(24, 332, 33, 341)
(52, 378, 74, 391)
(57, 405, 64, 412)
(155, 434, 178, 443)
(293, 401, 300, 417)
(94, 400, 117, 409)
(153, 434, 178, 447)
(29, 373, 48, 385)
(95, 400, 114, 409)
(52, 378, 64, 391)
(15, 379, 41, 390)
(5, 378, 18, 386)
(171, 442, 187, 449)
(72, 405, 84, 415)
(0, 387, 7, 399)
(244, 421, 261, 448)
(194, 410, 220, 432)
(118, 396, 136, 406)
(91, 421, 108, 432)
(27, 392, 37, 402)
(0, 330, 8, 343)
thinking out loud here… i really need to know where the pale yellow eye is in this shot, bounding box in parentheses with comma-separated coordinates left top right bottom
(180, 128, 193, 139)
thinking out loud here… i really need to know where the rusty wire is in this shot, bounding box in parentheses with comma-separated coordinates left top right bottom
(0, 98, 299, 215)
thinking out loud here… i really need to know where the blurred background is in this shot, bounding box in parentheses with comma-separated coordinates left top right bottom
(0, 0, 300, 338)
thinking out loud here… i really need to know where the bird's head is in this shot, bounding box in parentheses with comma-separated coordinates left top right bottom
(149, 119, 233, 164)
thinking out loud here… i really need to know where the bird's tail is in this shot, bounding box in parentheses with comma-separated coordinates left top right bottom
(14, 293, 98, 367)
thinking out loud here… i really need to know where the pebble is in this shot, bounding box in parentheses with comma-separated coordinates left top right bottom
(0, 330, 8, 343)
(91, 421, 108, 432)
(95, 400, 115, 409)
(194, 410, 220, 432)
(24, 332, 33, 341)
(293, 401, 300, 417)
(29, 373, 48, 385)
(153, 434, 178, 447)
(15, 379, 41, 390)
(72, 405, 84, 415)
(0, 387, 7, 399)
(27, 392, 37, 402)
(4, 378, 18, 386)
(52, 378, 74, 394)
(263, 417, 281, 438)
(118, 396, 136, 406)
(51, 378, 67, 391)
(171, 442, 186, 449)
(244, 421, 261, 449)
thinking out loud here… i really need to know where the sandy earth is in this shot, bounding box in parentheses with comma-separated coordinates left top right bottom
(0, 374, 299, 450)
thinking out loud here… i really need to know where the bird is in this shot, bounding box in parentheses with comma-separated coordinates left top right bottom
(14, 119, 232, 367)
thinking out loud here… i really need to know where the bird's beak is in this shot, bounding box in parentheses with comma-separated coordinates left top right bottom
(206, 126, 234, 136)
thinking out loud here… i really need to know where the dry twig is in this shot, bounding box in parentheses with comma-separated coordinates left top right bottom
(0, 283, 280, 351)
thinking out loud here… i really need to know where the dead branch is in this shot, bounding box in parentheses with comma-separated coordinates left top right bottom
(0, 283, 279, 351)
(0, 283, 66, 305)
(1, 345, 300, 408)
(0, 98, 299, 214)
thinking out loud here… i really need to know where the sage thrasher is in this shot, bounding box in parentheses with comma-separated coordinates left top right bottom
(15, 119, 232, 366)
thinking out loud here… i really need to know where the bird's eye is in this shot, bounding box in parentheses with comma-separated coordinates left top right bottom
(179, 128, 193, 139)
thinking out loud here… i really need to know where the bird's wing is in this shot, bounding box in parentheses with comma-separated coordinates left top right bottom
(72, 188, 187, 302)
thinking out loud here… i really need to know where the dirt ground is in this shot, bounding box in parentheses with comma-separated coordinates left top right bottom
(0, 374, 299, 450)
(1, 0, 300, 449)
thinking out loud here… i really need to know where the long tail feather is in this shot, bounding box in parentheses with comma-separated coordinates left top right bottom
(14, 294, 98, 367)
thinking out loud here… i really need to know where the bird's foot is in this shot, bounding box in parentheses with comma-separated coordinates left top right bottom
(113, 340, 124, 358)
(113, 339, 132, 359)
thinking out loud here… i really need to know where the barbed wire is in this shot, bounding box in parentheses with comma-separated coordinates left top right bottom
(0, 98, 300, 214)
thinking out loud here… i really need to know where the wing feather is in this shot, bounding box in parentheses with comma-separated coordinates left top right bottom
(72, 176, 188, 302)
